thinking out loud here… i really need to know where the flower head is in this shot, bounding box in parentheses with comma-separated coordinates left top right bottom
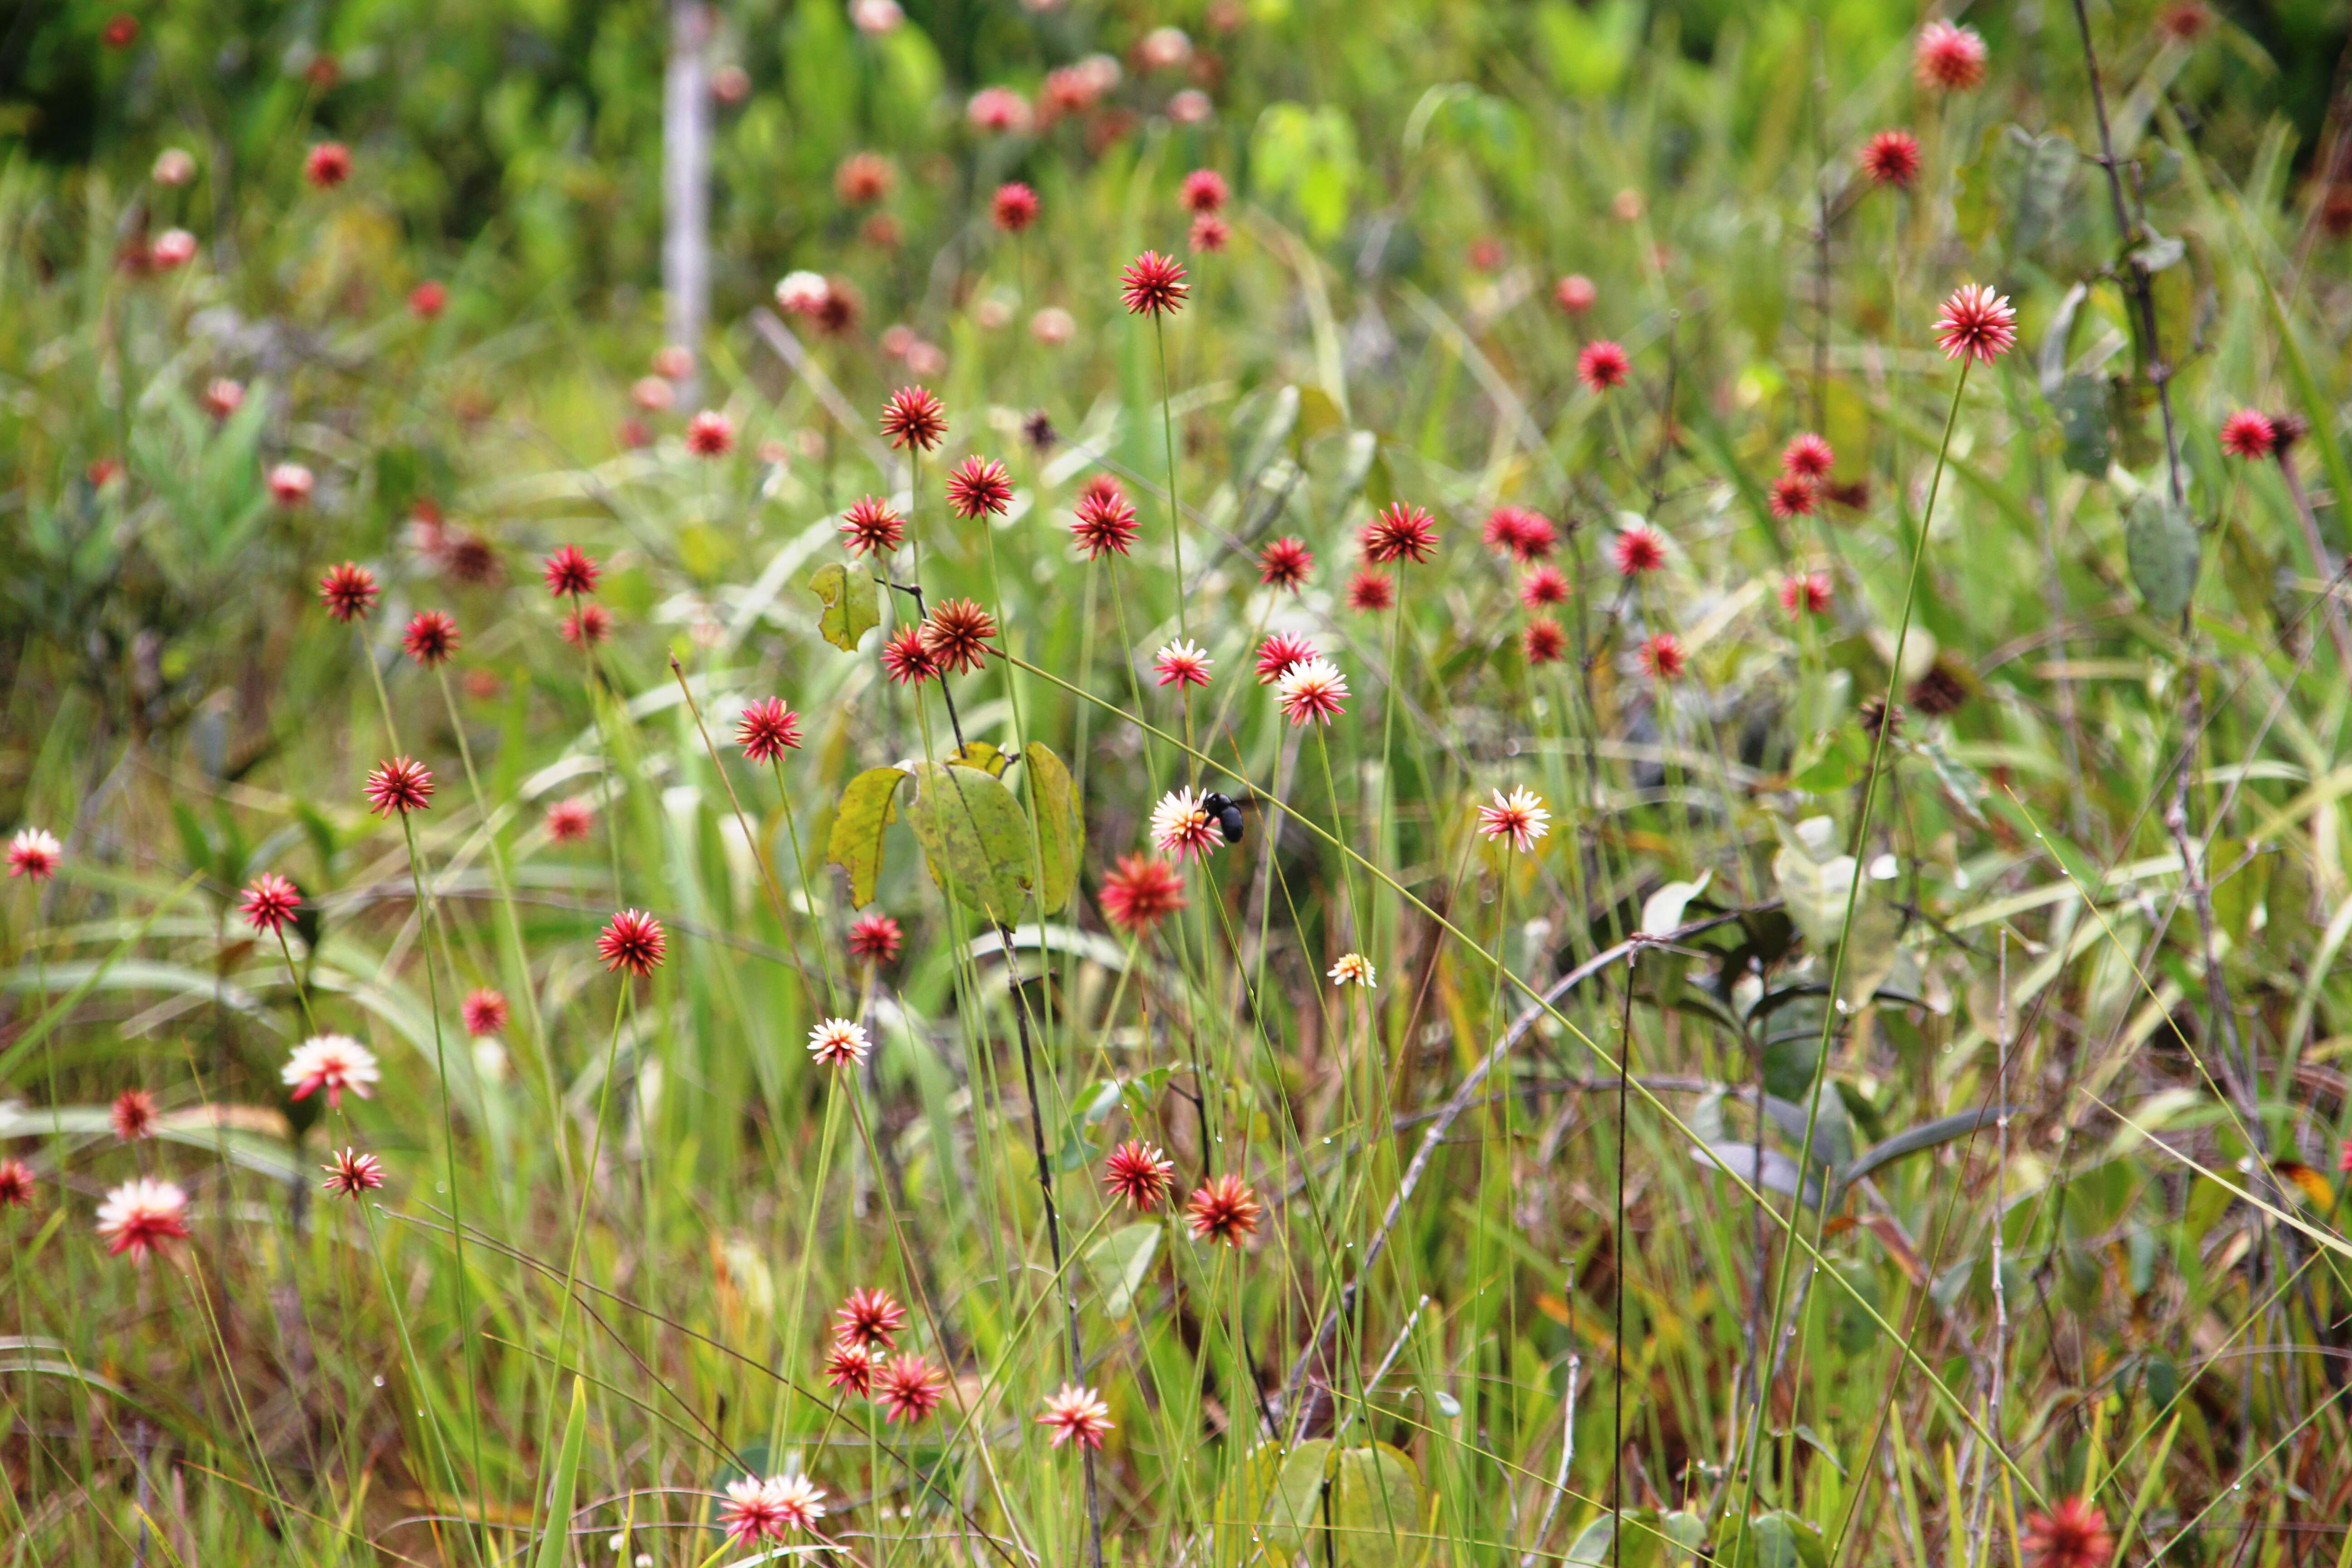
(304, 142, 353, 189)
(1104, 1142, 1176, 1209)
(1477, 786, 1551, 852)
(1186, 1173, 1263, 1245)
(1781, 432, 1835, 479)
(1328, 952, 1377, 988)
(808, 1017, 872, 1068)
(1933, 283, 2017, 365)
(1486, 505, 1557, 562)
(98, 1178, 190, 1261)
(1523, 618, 1567, 665)
(560, 604, 612, 646)
(1768, 473, 1818, 520)
(1612, 522, 1667, 578)
(1256, 632, 1317, 685)
(2220, 409, 2277, 460)
(1120, 251, 1189, 317)
(545, 798, 595, 843)
(1578, 339, 1631, 393)
(848, 914, 904, 964)
(947, 455, 1015, 519)
(364, 756, 435, 817)
(993, 181, 1040, 232)
(542, 545, 601, 598)
(1277, 657, 1350, 726)
(410, 281, 447, 319)
(152, 229, 197, 269)
(877, 1354, 947, 1422)
(1915, 20, 1989, 91)
(1182, 169, 1229, 214)
(1152, 640, 1213, 689)
(598, 910, 667, 976)
(881, 386, 948, 451)
(238, 872, 304, 937)
(283, 1034, 380, 1108)
(840, 495, 907, 556)
(1101, 855, 1187, 933)
(462, 990, 508, 1038)
(7, 828, 62, 882)
(1780, 571, 1833, 617)
(881, 626, 941, 686)
(1861, 131, 1922, 188)
(920, 599, 998, 675)
(402, 610, 461, 667)
(0, 1158, 35, 1210)
(1151, 788, 1225, 862)
(720, 1475, 827, 1545)
(269, 463, 315, 508)
(836, 151, 896, 205)
(1191, 214, 1231, 253)
(204, 378, 245, 419)
(1554, 274, 1597, 314)
(318, 562, 380, 623)
(775, 270, 830, 316)
(1361, 502, 1439, 566)
(1520, 565, 1573, 608)
(1072, 479, 1140, 559)
(967, 85, 1033, 133)
(836, 1286, 907, 1349)
(1641, 632, 1686, 680)
(1258, 536, 1314, 591)
(112, 1088, 159, 1141)
(1039, 1385, 1114, 1450)
(826, 1339, 880, 1395)
(323, 1148, 386, 1197)
(1348, 569, 1396, 613)
(736, 698, 804, 762)
(686, 410, 735, 457)
(2020, 1498, 2113, 1568)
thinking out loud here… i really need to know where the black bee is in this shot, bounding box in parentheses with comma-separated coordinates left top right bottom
(1202, 791, 1248, 844)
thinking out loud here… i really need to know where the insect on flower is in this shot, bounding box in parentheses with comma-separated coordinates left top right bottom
(1100, 855, 1187, 933)
(98, 1178, 191, 1262)
(1120, 250, 1189, 317)
(597, 910, 667, 976)
(736, 698, 804, 762)
(1186, 1173, 1264, 1245)
(364, 756, 434, 816)
(1039, 1385, 1115, 1450)
(808, 1017, 872, 1068)
(1276, 657, 1349, 726)
(946, 455, 1015, 518)
(840, 495, 907, 556)
(283, 1034, 381, 1109)
(1103, 1142, 1176, 1208)
(836, 1286, 908, 1349)
(1152, 640, 1213, 689)
(1933, 284, 2018, 366)
(7, 828, 62, 882)
(1477, 787, 1551, 852)
(322, 1148, 386, 1197)
(1151, 788, 1226, 862)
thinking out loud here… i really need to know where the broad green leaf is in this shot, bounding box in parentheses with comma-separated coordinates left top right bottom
(1261, 1440, 1334, 1559)
(807, 561, 881, 651)
(1730, 1512, 1825, 1568)
(1568, 1509, 1670, 1568)
(1328, 1443, 1427, 1568)
(1024, 742, 1083, 916)
(2124, 490, 2199, 622)
(949, 741, 1009, 777)
(1082, 1222, 1160, 1319)
(902, 763, 1033, 923)
(2051, 375, 2112, 477)
(825, 766, 908, 908)
(1838, 1106, 2008, 1189)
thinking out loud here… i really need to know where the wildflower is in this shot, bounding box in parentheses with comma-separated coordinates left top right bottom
(542, 544, 601, 598)
(304, 142, 352, 189)
(1915, 20, 1989, 91)
(880, 386, 948, 451)
(1578, 340, 1630, 393)
(1641, 632, 1686, 680)
(1153, 640, 1213, 689)
(1072, 480, 1140, 559)
(920, 599, 998, 675)
(1860, 131, 1922, 189)
(967, 86, 1034, 134)
(881, 626, 941, 686)
(1100, 855, 1187, 933)
(1103, 1142, 1176, 1209)
(1190, 214, 1231, 253)
(1782, 433, 1835, 478)
(836, 1286, 908, 1349)
(0, 1159, 34, 1209)
(314, 1147, 385, 1197)
(736, 698, 804, 762)
(152, 229, 197, 269)
(826, 1340, 880, 1396)
(1182, 169, 1229, 213)
(269, 463, 315, 507)
(1612, 522, 1667, 577)
(153, 148, 196, 185)
(1768, 474, 1818, 520)
(2338, 1137, 2352, 1173)
(597, 910, 667, 976)
(1933, 284, 2018, 366)
(1255, 632, 1317, 684)
(283, 1034, 380, 1108)
(2158, 1, 2214, 42)
(235, 873, 300, 937)
(112, 1088, 160, 1141)
(1120, 251, 1189, 317)
(1492, 506, 1558, 561)
(877, 1355, 947, 1422)
(808, 1017, 872, 1068)
(560, 604, 612, 646)
(1328, 952, 1377, 988)
(993, 182, 1040, 232)
(1139, 25, 1193, 69)
(1361, 502, 1439, 565)
(1781, 571, 1833, 617)
(441, 532, 499, 584)
(1477, 786, 1551, 852)
(1553, 274, 1597, 314)
(1258, 536, 1314, 590)
(1276, 657, 1350, 726)
(2020, 1498, 2113, 1568)
(204, 378, 245, 419)
(316, 565, 380, 629)
(836, 151, 896, 205)
(1039, 1385, 1115, 1450)
(720, 1475, 827, 1545)
(402, 610, 460, 667)
(848, 914, 903, 963)
(1169, 88, 1214, 123)
(1523, 618, 1567, 665)
(98, 1178, 190, 1261)
(1519, 565, 1573, 608)
(462, 989, 509, 1037)
(2220, 409, 2277, 460)
(410, 281, 447, 318)
(364, 756, 434, 817)
(1032, 307, 1076, 345)
(839, 496, 906, 557)
(1348, 569, 1396, 612)
(946, 456, 1015, 519)
(686, 410, 735, 457)
(545, 798, 595, 842)
(1186, 1173, 1263, 1245)
(775, 270, 829, 316)
(1151, 787, 1224, 862)
(7, 828, 62, 882)
(851, 0, 902, 34)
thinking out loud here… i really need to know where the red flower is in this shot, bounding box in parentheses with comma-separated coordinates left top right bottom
(97, 1178, 190, 1260)
(1860, 131, 1922, 188)
(1578, 339, 1631, 393)
(410, 280, 448, 319)
(1190, 214, 1230, 253)
(304, 142, 353, 189)
(2020, 1498, 2113, 1568)
(825, 1340, 879, 1396)
(462, 989, 509, 1036)
(318, 562, 380, 622)
(1258, 536, 1314, 590)
(836, 1286, 907, 1349)
(240, 873, 303, 936)
(545, 798, 595, 843)
(364, 756, 435, 817)
(686, 410, 735, 457)
(921, 599, 998, 675)
(1519, 565, 1572, 608)
(2159, 1, 2215, 42)
(560, 604, 612, 646)
(1933, 283, 2018, 366)
(840, 495, 907, 556)
(1186, 1173, 1263, 1245)
(1781, 432, 1835, 479)
(946, 455, 1015, 519)
(881, 626, 941, 686)
(836, 151, 896, 205)
(1103, 1141, 1176, 1208)
(848, 913, 903, 963)
(1486, 505, 1557, 561)
(876, 1355, 946, 1423)
(112, 1088, 159, 1142)
(1256, 632, 1317, 684)
(1038, 1385, 1115, 1450)
(736, 698, 804, 762)
(402, 609, 461, 666)
(1119, 251, 1189, 317)
(1768, 473, 1818, 520)
(992, 181, 1040, 232)
(1612, 523, 1666, 577)
(1100, 855, 1186, 933)
(2220, 409, 2277, 459)
(880, 386, 947, 451)
(322, 1148, 385, 1197)
(6, 829, 60, 882)
(0, 1158, 34, 1209)
(103, 14, 139, 47)
(1347, 570, 1395, 612)
(1553, 274, 1597, 314)
(1780, 571, 1833, 617)
(598, 909, 666, 975)
(1915, 20, 1989, 91)
(1360, 502, 1438, 565)
(1072, 479, 1140, 559)
(1640, 632, 1686, 680)
(1523, 618, 1567, 664)
(542, 544, 602, 598)
(1181, 169, 1229, 213)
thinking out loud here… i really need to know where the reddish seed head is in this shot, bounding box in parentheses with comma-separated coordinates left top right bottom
(1103, 1141, 1176, 1209)
(880, 386, 947, 451)
(1186, 1173, 1264, 1245)
(364, 756, 435, 817)
(992, 181, 1040, 232)
(598, 910, 666, 976)
(1258, 536, 1315, 591)
(1768, 473, 1818, 520)
(736, 698, 804, 763)
(877, 1355, 947, 1423)
(1100, 854, 1187, 933)
(1361, 502, 1439, 565)
(1039, 1384, 1115, 1450)
(304, 142, 353, 189)
(1933, 283, 2018, 366)
(322, 1148, 386, 1197)
(1578, 339, 1631, 393)
(840, 495, 908, 556)
(6, 828, 61, 882)
(686, 410, 735, 457)
(1072, 480, 1141, 559)
(542, 544, 601, 598)
(409, 280, 448, 319)
(1915, 20, 1989, 91)
(97, 1178, 190, 1261)
(545, 798, 595, 843)
(1641, 632, 1686, 680)
(560, 604, 612, 646)
(2220, 409, 2277, 459)
(0, 1158, 34, 1210)
(1256, 632, 1318, 685)
(920, 599, 998, 675)
(402, 609, 461, 667)
(1861, 131, 1922, 189)
(881, 625, 941, 686)
(1519, 565, 1573, 608)
(240, 872, 303, 936)
(1189, 214, 1230, 253)
(825, 1340, 879, 1396)
(1553, 274, 1597, 314)
(1780, 570, 1833, 617)
(1782, 432, 1835, 478)
(112, 1088, 160, 1142)
(1347, 569, 1396, 613)
(1523, 618, 1567, 664)
(1612, 523, 1667, 578)
(462, 988, 509, 1036)
(1182, 169, 1229, 213)
(836, 1285, 908, 1349)
(946, 455, 1015, 519)
(848, 913, 904, 963)
(1119, 250, 1189, 317)
(2020, 1498, 2113, 1568)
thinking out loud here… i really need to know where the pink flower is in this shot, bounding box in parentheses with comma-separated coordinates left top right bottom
(240, 873, 302, 935)
(1520, 565, 1573, 608)
(1612, 522, 1667, 578)
(151, 229, 197, 269)
(921, 599, 998, 675)
(877, 1355, 947, 1422)
(993, 182, 1040, 232)
(1781, 433, 1835, 478)
(946, 456, 1015, 519)
(598, 910, 666, 976)
(1186, 1173, 1263, 1245)
(1181, 169, 1229, 213)
(1553, 274, 1597, 314)
(836, 1287, 907, 1349)
(463, 989, 509, 1036)
(560, 603, 612, 646)
(1523, 618, 1566, 664)
(97, 1178, 190, 1261)
(808, 1017, 871, 1068)
(840, 495, 907, 556)
(1120, 251, 1189, 317)
(1360, 502, 1439, 565)
(1768, 474, 1818, 520)
(203, 378, 245, 420)
(880, 386, 948, 451)
(1347, 570, 1396, 612)
(967, 86, 1034, 134)
(686, 410, 735, 457)
(545, 798, 595, 843)
(1933, 283, 2018, 366)
(1484, 505, 1556, 561)
(1152, 640, 1213, 689)
(0, 1158, 37, 1209)
(848, 914, 903, 963)
(7, 828, 61, 882)
(1039, 1384, 1114, 1450)
(1150, 788, 1224, 861)
(402, 609, 460, 667)
(1476, 786, 1551, 851)
(1641, 632, 1686, 680)
(1255, 632, 1317, 684)
(736, 698, 804, 762)
(719, 1475, 827, 1545)
(318, 561, 380, 622)
(304, 142, 353, 189)
(1915, 20, 1989, 91)
(1861, 131, 1922, 188)
(1780, 571, 1833, 617)
(825, 1340, 879, 1396)
(1072, 478, 1140, 559)
(2220, 409, 2277, 459)
(1101, 856, 1186, 933)
(1103, 1142, 1175, 1208)
(268, 463, 314, 508)
(1276, 657, 1349, 726)
(881, 626, 941, 686)
(2020, 1497, 2113, 1568)
(1258, 536, 1314, 590)
(282, 1034, 381, 1108)
(410, 280, 448, 319)
(1190, 214, 1230, 253)
(364, 756, 434, 816)
(1578, 339, 1630, 392)
(111, 1088, 159, 1141)
(542, 545, 601, 598)
(322, 1148, 386, 1197)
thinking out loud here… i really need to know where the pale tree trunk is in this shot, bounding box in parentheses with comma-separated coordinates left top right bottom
(663, 0, 713, 405)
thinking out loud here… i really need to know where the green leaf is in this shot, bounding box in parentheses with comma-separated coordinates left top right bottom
(1838, 1106, 2008, 1190)
(1327, 1443, 1427, 1568)
(807, 561, 881, 652)
(2051, 375, 2112, 478)
(2124, 490, 2200, 622)
(1082, 1222, 1160, 1319)
(825, 766, 909, 908)
(1023, 742, 1083, 916)
(1791, 728, 1867, 794)
(1729, 1512, 1825, 1568)
(534, 1377, 590, 1568)
(949, 741, 1010, 777)
(902, 763, 1033, 923)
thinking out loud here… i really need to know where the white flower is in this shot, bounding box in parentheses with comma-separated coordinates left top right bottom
(1150, 787, 1222, 862)
(1276, 656, 1349, 725)
(282, 1034, 381, 1108)
(774, 270, 830, 315)
(1328, 953, 1377, 988)
(808, 1017, 871, 1067)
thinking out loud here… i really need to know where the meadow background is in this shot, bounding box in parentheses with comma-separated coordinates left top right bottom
(5, 0, 2352, 1563)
